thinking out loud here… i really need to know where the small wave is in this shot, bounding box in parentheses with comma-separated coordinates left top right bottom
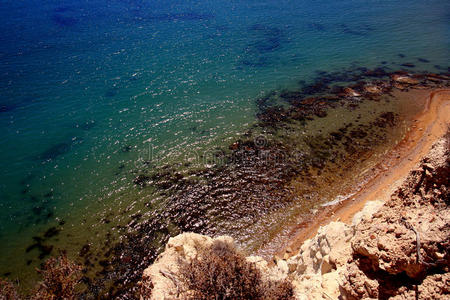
(321, 193, 355, 207)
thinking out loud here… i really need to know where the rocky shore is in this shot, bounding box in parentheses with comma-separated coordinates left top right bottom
(140, 130, 449, 299)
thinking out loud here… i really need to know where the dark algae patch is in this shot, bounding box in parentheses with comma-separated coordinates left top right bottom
(35, 137, 83, 162)
(401, 63, 416, 68)
(37, 142, 71, 161)
(238, 24, 287, 69)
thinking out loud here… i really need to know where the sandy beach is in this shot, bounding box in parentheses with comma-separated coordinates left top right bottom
(278, 88, 450, 257)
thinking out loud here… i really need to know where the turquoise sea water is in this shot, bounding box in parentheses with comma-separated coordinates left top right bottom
(0, 0, 449, 295)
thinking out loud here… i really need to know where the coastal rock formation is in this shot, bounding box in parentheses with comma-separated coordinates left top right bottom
(285, 201, 383, 300)
(140, 233, 213, 299)
(141, 132, 449, 299)
(140, 233, 291, 299)
(340, 134, 450, 299)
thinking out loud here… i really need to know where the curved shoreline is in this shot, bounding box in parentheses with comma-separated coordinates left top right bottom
(277, 88, 450, 258)
(141, 120, 449, 299)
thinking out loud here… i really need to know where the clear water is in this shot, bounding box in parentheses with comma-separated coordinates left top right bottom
(0, 0, 448, 292)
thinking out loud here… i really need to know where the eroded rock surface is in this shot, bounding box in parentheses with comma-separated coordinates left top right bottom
(340, 133, 450, 299)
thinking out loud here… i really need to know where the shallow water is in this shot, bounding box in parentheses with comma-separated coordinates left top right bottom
(0, 0, 449, 296)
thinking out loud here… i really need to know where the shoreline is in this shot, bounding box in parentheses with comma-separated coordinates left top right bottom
(276, 88, 450, 258)
(141, 123, 449, 299)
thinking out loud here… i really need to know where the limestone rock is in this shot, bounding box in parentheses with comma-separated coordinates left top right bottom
(141, 233, 215, 299)
(364, 84, 382, 94)
(339, 263, 379, 299)
(350, 137, 450, 278)
(294, 221, 353, 275)
(352, 200, 383, 226)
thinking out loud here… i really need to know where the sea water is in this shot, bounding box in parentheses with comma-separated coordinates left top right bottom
(0, 0, 448, 294)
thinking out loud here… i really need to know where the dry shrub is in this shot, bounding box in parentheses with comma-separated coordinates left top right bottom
(0, 255, 82, 300)
(0, 278, 20, 300)
(177, 239, 294, 300)
(139, 275, 154, 299)
(31, 254, 82, 300)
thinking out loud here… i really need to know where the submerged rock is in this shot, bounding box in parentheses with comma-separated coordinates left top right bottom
(133, 174, 150, 187)
(363, 84, 382, 94)
(391, 74, 419, 85)
(342, 87, 361, 97)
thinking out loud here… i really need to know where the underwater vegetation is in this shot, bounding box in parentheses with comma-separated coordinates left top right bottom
(238, 24, 287, 68)
(35, 136, 83, 162)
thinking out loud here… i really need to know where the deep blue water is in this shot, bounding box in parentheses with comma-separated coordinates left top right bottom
(0, 0, 449, 288)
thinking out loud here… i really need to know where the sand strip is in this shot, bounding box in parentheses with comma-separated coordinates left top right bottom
(279, 88, 450, 256)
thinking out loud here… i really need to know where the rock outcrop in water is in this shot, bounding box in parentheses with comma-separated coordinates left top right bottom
(140, 131, 449, 299)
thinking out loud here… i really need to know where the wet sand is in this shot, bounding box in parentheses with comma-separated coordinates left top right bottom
(278, 88, 450, 257)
